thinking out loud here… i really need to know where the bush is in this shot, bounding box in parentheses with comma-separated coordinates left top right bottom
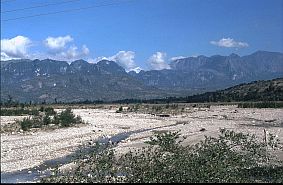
(18, 117, 33, 131)
(15, 108, 84, 131)
(39, 106, 44, 112)
(58, 108, 82, 127)
(116, 106, 123, 113)
(41, 129, 283, 183)
(43, 115, 51, 125)
(52, 114, 60, 125)
(45, 107, 56, 116)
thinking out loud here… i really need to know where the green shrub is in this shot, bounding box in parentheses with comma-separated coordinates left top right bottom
(116, 106, 123, 113)
(58, 108, 82, 127)
(18, 117, 33, 131)
(41, 129, 283, 183)
(45, 107, 56, 116)
(43, 115, 51, 125)
(52, 115, 60, 125)
(39, 106, 44, 112)
(6, 108, 84, 133)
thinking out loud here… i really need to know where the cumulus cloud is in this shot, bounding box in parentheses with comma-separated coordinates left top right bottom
(1, 36, 31, 60)
(109, 51, 137, 71)
(43, 35, 90, 61)
(210, 38, 249, 48)
(44, 35, 73, 51)
(148, 52, 171, 70)
(82, 45, 90, 55)
(94, 51, 141, 72)
(49, 45, 90, 61)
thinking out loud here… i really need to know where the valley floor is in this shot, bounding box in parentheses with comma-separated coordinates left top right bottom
(1, 106, 283, 175)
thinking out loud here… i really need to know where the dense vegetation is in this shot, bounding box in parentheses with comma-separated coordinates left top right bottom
(18, 108, 84, 131)
(41, 129, 283, 183)
(0, 107, 84, 132)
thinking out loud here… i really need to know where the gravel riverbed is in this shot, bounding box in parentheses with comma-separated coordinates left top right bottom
(1, 106, 283, 174)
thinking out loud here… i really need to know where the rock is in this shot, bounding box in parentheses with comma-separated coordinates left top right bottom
(200, 128, 206, 132)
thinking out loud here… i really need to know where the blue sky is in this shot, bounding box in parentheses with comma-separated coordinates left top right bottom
(1, 0, 282, 71)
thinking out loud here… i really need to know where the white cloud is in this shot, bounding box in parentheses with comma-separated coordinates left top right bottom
(92, 56, 109, 63)
(170, 56, 186, 61)
(109, 51, 137, 71)
(130, 66, 143, 73)
(94, 51, 141, 72)
(210, 38, 249, 48)
(52, 45, 90, 61)
(148, 52, 171, 70)
(1, 36, 31, 60)
(87, 58, 98, 64)
(43, 35, 91, 61)
(82, 45, 89, 55)
(44, 35, 73, 51)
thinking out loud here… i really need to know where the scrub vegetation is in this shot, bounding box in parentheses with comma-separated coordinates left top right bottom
(41, 129, 283, 183)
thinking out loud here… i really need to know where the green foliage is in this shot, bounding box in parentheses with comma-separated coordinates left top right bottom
(238, 101, 283, 108)
(52, 114, 60, 125)
(39, 106, 44, 112)
(14, 108, 84, 131)
(18, 117, 33, 131)
(17, 116, 43, 131)
(58, 108, 79, 127)
(116, 106, 123, 113)
(45, 107, 56, 116)
(43, 115, 51, 125)
(145, 131, 183, 152)
(0, 107, 56, 116)
(0, 108, 39, 116)
(41, 129, 283, 183)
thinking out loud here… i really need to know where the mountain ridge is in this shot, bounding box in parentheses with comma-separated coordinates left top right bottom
(1, 50, 282, 103)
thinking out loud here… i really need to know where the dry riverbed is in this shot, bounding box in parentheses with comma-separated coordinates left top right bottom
(1, 106, 283, 175)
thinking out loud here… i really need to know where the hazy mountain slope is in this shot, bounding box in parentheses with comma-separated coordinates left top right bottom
(132, 51, 283, 91)
(0, 59, 169, 103)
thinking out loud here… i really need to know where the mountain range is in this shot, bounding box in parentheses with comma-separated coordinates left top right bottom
(1, 50, 282, 103)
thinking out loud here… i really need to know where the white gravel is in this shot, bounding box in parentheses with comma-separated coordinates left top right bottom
(1, 107, 283, 173)
(0, 109, 170, 173)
